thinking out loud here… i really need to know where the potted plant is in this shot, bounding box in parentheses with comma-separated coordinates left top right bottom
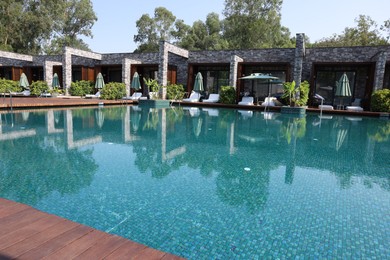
(281, 80, 309, 116)
(50, 87, 63, 97)
(140, 78, 170, 108)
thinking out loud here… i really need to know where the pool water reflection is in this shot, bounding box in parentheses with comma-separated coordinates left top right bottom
(0, 106, 389, 259)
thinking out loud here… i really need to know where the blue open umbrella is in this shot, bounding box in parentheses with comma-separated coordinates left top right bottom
(240, 73, 279, 97)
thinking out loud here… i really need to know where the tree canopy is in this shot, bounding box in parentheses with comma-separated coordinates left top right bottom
(0, 0, 97, 55)
(133, 1, 390, 52)
(313, 15, 389, 47)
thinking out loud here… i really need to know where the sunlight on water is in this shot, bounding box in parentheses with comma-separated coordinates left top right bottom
(0, 106, 389, 259)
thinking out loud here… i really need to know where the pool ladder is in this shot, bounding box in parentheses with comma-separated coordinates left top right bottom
(2, 91, 13, 111)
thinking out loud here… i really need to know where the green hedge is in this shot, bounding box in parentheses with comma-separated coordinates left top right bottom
(371, 89, 390, 112)
(70, 80, 94, 96)
(101, 82, 126, 100)
(30, 81, 49, 96)
(166, 83, 185, 100)
(220, 86, 236, 104)
(0, 78, 21, 93)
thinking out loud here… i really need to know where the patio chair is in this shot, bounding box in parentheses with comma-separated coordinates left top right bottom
(318, 105, 334, 110)
(261, 97, 276, 107)
(183, 91, 200, 102)
(122, 92, 142, 100)
(11, 90, 31, 96)
(85, 91, 101, 99)
(238, 96, 254, 106)
(202, 94, 219, 103)
(346, 98, 363, 112)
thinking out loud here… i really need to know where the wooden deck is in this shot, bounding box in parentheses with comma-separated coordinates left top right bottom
(0, 198, 184, 260)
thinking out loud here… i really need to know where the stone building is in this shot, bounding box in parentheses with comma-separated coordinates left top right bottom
(1, 34, 389, 109)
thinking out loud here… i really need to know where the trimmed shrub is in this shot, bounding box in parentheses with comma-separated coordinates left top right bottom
(166, 83, 185, 100)
(69, 80, 94, 96)
(30, 81, 49, 96)
(0, 78, 20, 93)
(100, 82, 126, 100)
(371, 89, 390, 112)
(220, 86, 236, 104)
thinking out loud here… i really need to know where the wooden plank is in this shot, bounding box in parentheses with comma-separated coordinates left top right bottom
(0, 215, 62, 250)
(104, 240, 148, 259)
(2, 219, 79, 258)
(17, 225, 93, 259)
(0, 203, 28, 218)
(75, 234, 128, 259)
(0, 208, 47, 237)
(0, 199, 184, 260)
(42, 229, 107, 259)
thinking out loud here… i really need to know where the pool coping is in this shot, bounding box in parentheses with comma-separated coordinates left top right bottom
(0, 96, 388, 119)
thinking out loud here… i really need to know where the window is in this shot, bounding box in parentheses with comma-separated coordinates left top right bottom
(315, 71, 356, 105)
(198, 67, 229, 94)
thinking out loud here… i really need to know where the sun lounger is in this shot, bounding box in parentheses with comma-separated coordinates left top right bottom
(238, 96, 254, 106)
(318, 105, 334, 110)
(85, 91, 101, 99)
(262, 97, 276, 106)
(122, 92, 142, 100)
(11, 90, 31, 96)
(202, 94, 219, 103)
(183, 92, 200, 102)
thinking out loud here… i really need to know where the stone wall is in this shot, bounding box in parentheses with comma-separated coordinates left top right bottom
(1, 37, 390, 99)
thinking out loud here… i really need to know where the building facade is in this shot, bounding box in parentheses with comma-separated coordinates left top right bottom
(1, 34, 389, 109)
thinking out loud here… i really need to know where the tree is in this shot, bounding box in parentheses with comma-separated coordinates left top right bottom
(179, 13, 228, 50)
(0, 0, 96, 55)
(315, 15, 388, 47)
(44, 0, 97, 54)
(222, 0, 293, 49)
(134, 7, 176, 52)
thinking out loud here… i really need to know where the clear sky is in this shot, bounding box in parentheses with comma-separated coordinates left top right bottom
(83, 0, 390, 53)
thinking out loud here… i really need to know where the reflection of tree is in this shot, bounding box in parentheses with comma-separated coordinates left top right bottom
(215, 155, 272, 214)
(280, 116, 307, 184)
(368, 120, 390, 142)
(0, 114, 98, 205)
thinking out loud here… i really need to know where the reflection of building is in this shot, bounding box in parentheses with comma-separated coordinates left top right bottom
(0, 113, 36, 140)
(1, 34, 389, 107)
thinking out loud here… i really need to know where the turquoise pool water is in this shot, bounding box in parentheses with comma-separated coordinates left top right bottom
(0, 106, 389, 259)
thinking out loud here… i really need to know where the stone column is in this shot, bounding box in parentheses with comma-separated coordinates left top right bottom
(62, 47, 72, 96)
(229, 55, 243, 89)
(44, 61, 54, 89)
(158, 41, 168, 99)
(373, 51, 387, 91)
(293, 33, 305, 86)
(122, 58, 131, 97)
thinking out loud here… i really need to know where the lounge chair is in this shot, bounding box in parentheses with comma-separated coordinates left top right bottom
(183, 92, 200, 102)
(262, 97, 276, 106)
(11, 90, 31, 96)
(122, 92, 142, 100)
(85, 91, 101, 99)
(346, 98, 363, 111)
(238, 96, 254, 106)
(318, 105, 334, 110)
(202, 94, 219, 103)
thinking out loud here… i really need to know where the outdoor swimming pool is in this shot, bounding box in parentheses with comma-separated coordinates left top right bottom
(0, 106, 389, 259)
